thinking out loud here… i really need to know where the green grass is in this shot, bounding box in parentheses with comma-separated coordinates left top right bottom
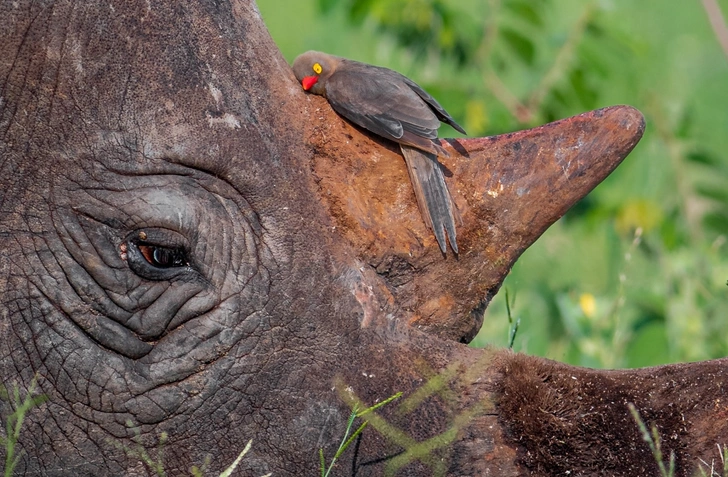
(112, 421, 271, 477)
(695, 444, 728, 477)
(3, 370, 725, 476)
(319, 391, 402, 477)
(0, 377, 48, 477)
(628, 403, 676, 477)
(0, 377, 266, 476)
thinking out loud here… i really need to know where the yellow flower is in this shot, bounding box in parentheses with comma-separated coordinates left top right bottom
(579, 293, 596, 318)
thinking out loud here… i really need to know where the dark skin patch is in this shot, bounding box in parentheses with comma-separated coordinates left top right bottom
(496, 353, 687, 476)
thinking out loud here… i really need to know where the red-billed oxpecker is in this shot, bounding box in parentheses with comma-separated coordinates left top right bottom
(292, 51, 466, 255)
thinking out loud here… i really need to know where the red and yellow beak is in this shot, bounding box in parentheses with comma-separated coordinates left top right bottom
(301, 75, 319, 91)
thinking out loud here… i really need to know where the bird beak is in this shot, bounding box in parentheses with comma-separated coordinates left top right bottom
(301, 75, 319, 91)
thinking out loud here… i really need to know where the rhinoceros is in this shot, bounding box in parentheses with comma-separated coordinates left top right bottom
(1, 1, 726, 476)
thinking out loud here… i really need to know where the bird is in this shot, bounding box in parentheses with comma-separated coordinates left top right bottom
(292, 50, 466, 255)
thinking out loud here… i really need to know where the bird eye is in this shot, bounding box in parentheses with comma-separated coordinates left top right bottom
(313, 63, 322, 74)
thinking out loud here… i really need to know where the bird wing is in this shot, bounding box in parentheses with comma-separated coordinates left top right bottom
(325, 63, 443, 145)
(401, 77, 467, 135)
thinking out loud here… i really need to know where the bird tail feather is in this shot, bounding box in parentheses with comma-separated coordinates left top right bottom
(400, 145, 459, 254)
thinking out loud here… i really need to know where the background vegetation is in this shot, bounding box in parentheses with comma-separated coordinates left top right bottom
(260, 0, 728, 368)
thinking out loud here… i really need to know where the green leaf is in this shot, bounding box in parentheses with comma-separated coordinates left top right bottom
(695, 184, 728, 203)
(703, 211, 728, 235)
(506, 0, 544, 28)
(685, 150, 720, 167)
(501, 27, 535, 65)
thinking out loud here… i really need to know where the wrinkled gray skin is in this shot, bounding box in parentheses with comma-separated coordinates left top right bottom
(0, 1, 480, 475)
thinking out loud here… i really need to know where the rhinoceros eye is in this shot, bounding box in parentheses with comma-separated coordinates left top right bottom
(123, 230, 193, 281)
(138, 244, 188, 268)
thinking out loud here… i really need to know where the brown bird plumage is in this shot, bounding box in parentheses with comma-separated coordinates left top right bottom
(292, 50, 465, 254)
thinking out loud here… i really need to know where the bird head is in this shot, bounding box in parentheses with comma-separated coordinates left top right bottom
(292, 51, 337, 96)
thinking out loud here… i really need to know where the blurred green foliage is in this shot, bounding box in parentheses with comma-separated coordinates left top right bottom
(259, 0, 728, 368)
